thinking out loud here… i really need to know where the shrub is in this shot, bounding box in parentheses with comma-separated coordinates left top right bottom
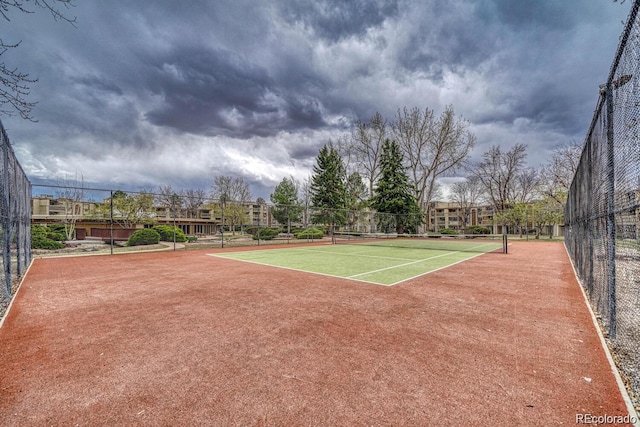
(296, 227, 324, 240)
(32, 236, 65, 250)
(440, 228, 459, 235)
(245, 226, 259, 236)
(32, 223, 66, 242)
(127, 229, 161, 246)
(466, 226, 491, 235)
(47, 224, 68, 241)
(252, 228, 281, 240)
(186, 236, 198, 242)
(152, 225, 186, 242)
(31, 224, 48, 238)
(31, 225, 65, 249)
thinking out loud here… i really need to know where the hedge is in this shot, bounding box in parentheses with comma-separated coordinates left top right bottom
(31, 225, 65, 249)
(295, 227, 324, 240)
(152, 225, 186, 242)
(440, 228, 459, 235)
(252, 228, 281, 240)
(127, 229, 161, 246)
(465, 225, 492, 235)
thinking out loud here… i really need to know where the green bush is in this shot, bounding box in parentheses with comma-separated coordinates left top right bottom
(47, 224, 68, 241)
(466, 226, 491, 235)
(440, 228, 459, 235)
(186, 236, 198, 242)
(127, 229, 161, 246)
(245, 226, 259, 236)
(32, 223, 66, 241)
(296, 227, 324, 240)
(252, 228, 281, 240)
(152, 225, 186, 242)
(31, 225, 65, 249)
(31, 224, 48, 238)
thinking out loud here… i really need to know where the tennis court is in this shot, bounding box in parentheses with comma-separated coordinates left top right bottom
(213, 235, 505, 285)
(0, 240, 635, 426)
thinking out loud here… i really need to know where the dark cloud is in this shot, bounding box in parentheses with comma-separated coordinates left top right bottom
(286, 139, 327, 161)
(139, 42, 331, 138)
(277, 0, 399, 41)
(397, 0, 501, 77)
(143, 47, 275, 135)
(0, 0, 633, 200)
(477, 0, 576, 31)
(75, 75, 124, 96)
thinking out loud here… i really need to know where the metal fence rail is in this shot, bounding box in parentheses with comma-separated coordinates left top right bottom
(0, 119, 32, 311)
(30, 185, 432, 251)
(564, 0, 640, 410)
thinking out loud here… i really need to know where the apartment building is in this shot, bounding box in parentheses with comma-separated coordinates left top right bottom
(31, 195, 275, 239)
(426, 201, 500, 234)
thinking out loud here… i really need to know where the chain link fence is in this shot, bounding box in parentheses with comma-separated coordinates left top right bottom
(565, 0, 640, 410)
(30, 185, 431, 251)
(0, 120, 32, 317)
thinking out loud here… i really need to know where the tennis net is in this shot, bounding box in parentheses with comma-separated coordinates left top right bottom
(332, 232, 508, 253)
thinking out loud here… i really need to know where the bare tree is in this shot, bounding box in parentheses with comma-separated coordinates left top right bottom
(211, 176, 252, 202)
(183, 188, 206, 219)
(472, 144, 528, 213)
(346, 111, 387, 199)
(540, 141, 582, 203)
(514, 167, 541, 204)
(156, 185, 184, 218)
(333, 133, 355, 176)
(1, 0, 76, 120)
(450, 176, 483, 231)
(300, 176, 312, 228)
(392, 105, 475, 209)
(211, 176, 252, 234)
(55, 172, 85, 240)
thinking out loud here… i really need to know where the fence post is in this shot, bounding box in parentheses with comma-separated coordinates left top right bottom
(2, 132, 11, 298)
(110, 191, 114, 255)
(605, 83, 617, 339)
(220, 197, 225, 249)
(586, 136, 594, 297)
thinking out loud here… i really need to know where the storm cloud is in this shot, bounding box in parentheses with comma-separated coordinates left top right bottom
(1, 0, 632, 198)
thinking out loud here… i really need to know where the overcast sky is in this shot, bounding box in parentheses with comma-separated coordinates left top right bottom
(1, 0, 633, 200)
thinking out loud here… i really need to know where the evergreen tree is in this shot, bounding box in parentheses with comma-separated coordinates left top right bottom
(270, 176, 303, 234)
(370, 139, 423, 233)
(345, 171, 368, 230)
(310, 143, 347, 231)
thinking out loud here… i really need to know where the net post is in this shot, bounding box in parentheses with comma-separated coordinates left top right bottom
(109, 190, 114, 255)
(503, 234, 508, 254)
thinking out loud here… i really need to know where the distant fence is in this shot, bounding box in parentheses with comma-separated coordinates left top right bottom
(0, 120, 32, 306)
(30, 184, 430, 250)
(564, 0, 640, 410)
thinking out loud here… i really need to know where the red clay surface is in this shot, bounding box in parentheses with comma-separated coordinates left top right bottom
(0, 241, 633, 426)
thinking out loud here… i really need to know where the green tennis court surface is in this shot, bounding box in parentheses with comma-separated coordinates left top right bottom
(212, 238, 504, 286)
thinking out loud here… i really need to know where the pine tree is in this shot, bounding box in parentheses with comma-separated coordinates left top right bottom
(370, 139, 423, 233)
(310, 143, 347, 231)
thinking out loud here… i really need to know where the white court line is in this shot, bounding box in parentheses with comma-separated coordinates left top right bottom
(347, 242, 500, 279)
(387, 251, 493, 286)
(207, 253, 394, 286)
(348, 251, 458, 278)
(208, 241, 502, 286)
(297, 241, 500, 261)
(295, 247, 416, 262)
